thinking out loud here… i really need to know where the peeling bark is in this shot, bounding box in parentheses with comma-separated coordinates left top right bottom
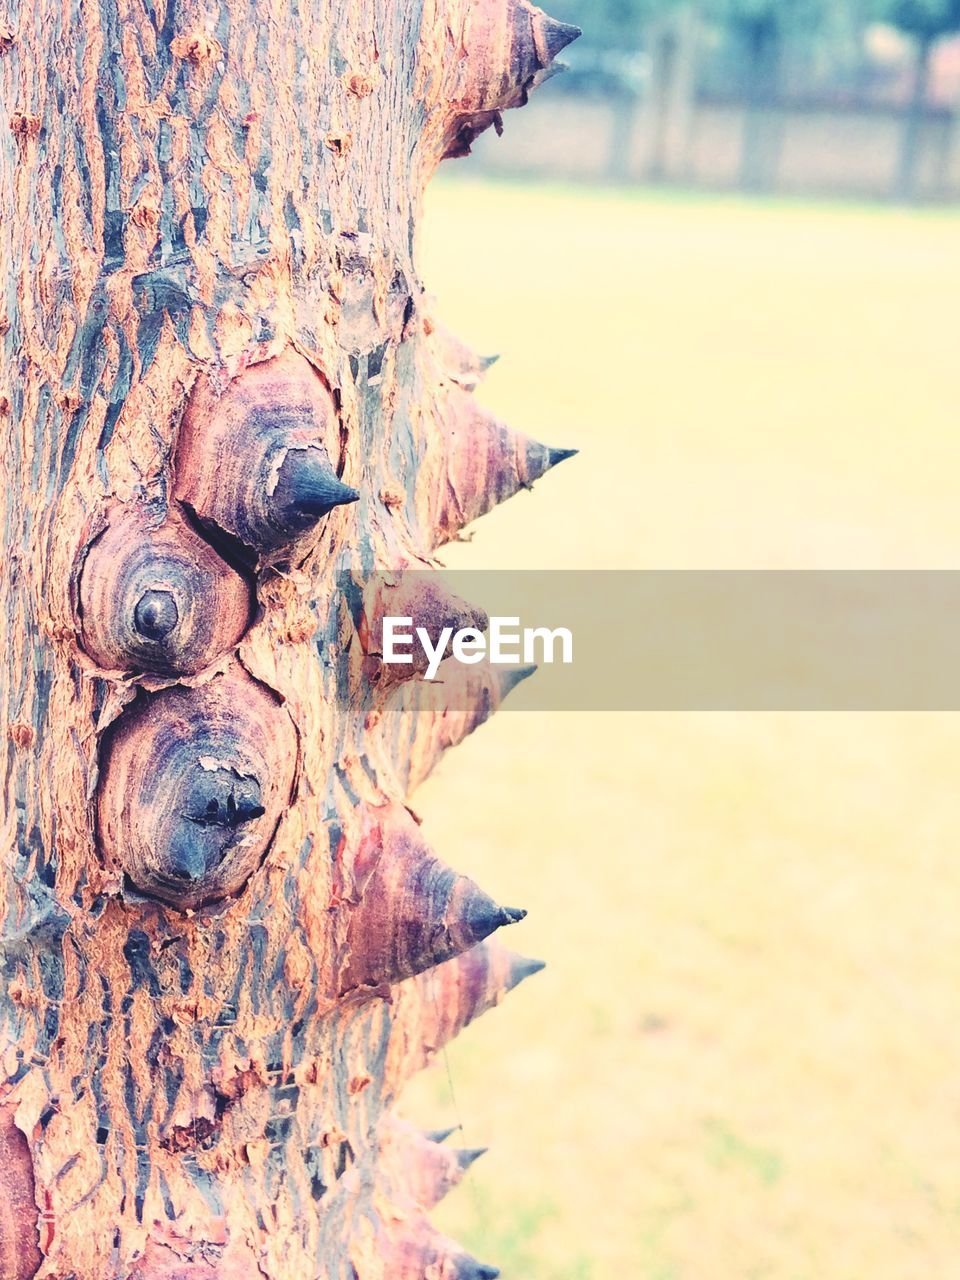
(0, 0, 578, 1275)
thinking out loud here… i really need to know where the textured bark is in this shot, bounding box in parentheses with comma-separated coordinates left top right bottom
(0, 0, 577, 1276)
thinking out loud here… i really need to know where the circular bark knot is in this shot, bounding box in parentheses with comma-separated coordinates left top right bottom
(77, 505, 253, 676)
(173, 350, 358, 563)
(97, 666, 297, 909)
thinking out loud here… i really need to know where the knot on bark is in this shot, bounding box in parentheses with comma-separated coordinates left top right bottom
(170, 31, 223, 65)
(76, 505, 253, 677)
(173, 350, 357, 564)
(96, 666, 297, 910)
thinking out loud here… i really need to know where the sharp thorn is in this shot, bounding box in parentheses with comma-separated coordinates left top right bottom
(548, 445, 578, 467)
(497, 663, 538, 699)
(456, 1146, 488, 1170)
(500, 906, 527, 925)
(466, 897, 525, 944)
(456, 1263, 501, 1280)
(506, 954, 546, 991)
(425, 1126, 461, 1144)
(275, 449, 359, 529)
(543, 18, 581, 61)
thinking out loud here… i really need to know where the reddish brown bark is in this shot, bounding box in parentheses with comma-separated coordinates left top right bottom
(77, 505, 253, 677)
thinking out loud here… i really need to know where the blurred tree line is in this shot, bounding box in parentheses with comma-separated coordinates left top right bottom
(547, 0, 960, 196)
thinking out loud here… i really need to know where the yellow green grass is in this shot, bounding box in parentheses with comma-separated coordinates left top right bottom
(401, 179, 960, 1279)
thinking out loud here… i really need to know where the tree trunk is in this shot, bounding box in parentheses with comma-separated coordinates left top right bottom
(0, 2, 578, 1276)
(896, 34, 933, 201)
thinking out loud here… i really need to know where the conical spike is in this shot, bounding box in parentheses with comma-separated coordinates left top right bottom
(369, 1209, 500, 1280)
(97, 665, 297, 911)
(456, 1263, 500, 1280)
(360, 569, 488, 688)
(272, 448, 359, 532)
(508, 955, 546, 987)
(428, 386, 577, 548)
(456, 1146, 488, 1171)
(379, 1117, 480, 1210)
(425, 1125, 460, 1144)
(436, 2, 580, 162)
(429, 320, 499, 392)
(380, 660, 536, 796)
(339, 805, 522, 995)
(385, 943, 544, 1086)
(540, 16, 581, 61)
(173, 348, 350, 563)
(548, 445, 578, 467)
(498, 661, 538, 699)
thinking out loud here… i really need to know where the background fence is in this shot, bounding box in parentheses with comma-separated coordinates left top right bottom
(468, 2, 960, 201)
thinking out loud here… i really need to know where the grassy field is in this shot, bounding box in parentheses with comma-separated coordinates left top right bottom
(401, 180, 960, 1280)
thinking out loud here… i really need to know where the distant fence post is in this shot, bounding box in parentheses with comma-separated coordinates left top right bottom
(639, 3, 701, 184)
(896, 34, 934, 199)
(739, 13, 784, 191)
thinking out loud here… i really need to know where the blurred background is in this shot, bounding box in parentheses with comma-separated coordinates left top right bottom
(401, 3, 960, 1277)
(470, 0, 960, 201)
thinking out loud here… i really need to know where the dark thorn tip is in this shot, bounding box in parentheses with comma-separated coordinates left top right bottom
(275, 451, 360, 527)
(457, 1263, 500, 1280)
(469, 896, 522, 944)
(456, 1146, 488, 1170)
(501, 906, 527, 925)
(425, 1125, 461, 1144)
(548, 446, 579, 468)
(507, 954, 546, 991)
(543, 17, 581, 60)
(498, 662, 538, 699)
(133, 589, 179, 642)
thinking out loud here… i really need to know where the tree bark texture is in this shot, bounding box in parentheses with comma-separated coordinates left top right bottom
(0, 0, 578, 1275)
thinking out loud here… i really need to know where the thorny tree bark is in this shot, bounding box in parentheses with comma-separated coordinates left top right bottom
(0, 0, 578, 1275)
